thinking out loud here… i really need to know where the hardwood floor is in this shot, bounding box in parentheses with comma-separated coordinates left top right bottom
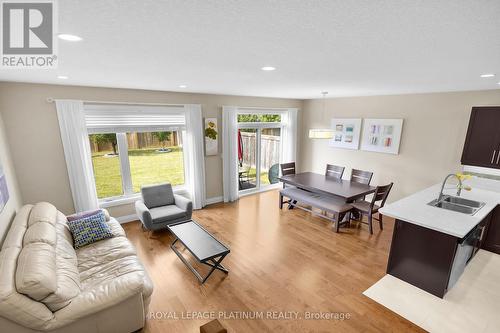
(123, 190, 424, 333)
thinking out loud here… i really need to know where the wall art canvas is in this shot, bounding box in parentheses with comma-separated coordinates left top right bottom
(0, 160, 9, 213)
(328, 118, 362, 150)
(204, 118, 218, 156)
(361, 118, 403, 154)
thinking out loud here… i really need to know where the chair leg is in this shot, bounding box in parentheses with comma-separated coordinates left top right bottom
(368, 212, 373, 234)
(279, 194, 283, 209)
(334, 213, 340, 233)
(379, 213, 383, 230)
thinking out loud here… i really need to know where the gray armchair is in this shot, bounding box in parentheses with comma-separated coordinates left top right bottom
(135, 183, 193, 231)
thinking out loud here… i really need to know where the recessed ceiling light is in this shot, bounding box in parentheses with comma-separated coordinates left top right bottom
(57, 75, 68, 79)
(178, 84, 187, 88)
(480, 73, 495, 78)
(57, 34, 83, 41)
(261, 66, 276, 71)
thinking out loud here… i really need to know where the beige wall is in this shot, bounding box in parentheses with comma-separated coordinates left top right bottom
(2, 81, 499, 221)
(0, 111, 22, 244)
(0, 82, 301, 217)
(300, 90, 500, 202)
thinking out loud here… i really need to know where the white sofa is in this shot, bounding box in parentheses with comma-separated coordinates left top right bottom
(0, 202, 154, 333)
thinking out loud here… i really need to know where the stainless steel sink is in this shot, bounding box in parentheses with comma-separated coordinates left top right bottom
(443, 196, 484, 208)
(428, 196, 485, 215)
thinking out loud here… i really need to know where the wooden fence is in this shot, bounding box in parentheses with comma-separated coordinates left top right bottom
(90, 132, 180, 153)
(240, 132, 280, 171)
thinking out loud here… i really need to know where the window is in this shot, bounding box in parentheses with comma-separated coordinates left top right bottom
(89, 133, 123, 198)
(237, 114, 281, 123)
(85, 104, 187, 201)
(127, 132, 184, 193)
(89, 131, 185, 199)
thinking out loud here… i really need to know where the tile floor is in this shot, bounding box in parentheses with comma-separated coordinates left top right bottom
(363, 250, 500, 333)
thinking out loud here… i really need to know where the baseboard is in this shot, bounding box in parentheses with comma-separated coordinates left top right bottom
(205, 196, 223, 205)
(115, 214, 138, 224)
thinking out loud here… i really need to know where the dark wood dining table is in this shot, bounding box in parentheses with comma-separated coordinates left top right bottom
(278, 172, 376, 202)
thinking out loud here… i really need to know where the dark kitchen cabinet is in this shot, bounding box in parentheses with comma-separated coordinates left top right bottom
(482, 205, 500, 254)
(461, 107, 500, 169)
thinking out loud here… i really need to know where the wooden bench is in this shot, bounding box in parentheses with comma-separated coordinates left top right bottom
(279, 187, 353, 232)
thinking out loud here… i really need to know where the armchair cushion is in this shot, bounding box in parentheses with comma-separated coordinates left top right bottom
(150, 205, 187, 224)
(141, 183, 175, 208)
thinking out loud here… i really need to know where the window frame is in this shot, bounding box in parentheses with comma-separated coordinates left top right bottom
(90, 129, 187, 206)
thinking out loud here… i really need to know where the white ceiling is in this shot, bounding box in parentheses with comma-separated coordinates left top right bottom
(1, 0, 500, 99)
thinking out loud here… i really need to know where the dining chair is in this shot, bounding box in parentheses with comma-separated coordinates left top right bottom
(350, 182, 393, 234)
(350, 169, 374, 185)
(268, 164, 280, 184)
(280, 162, 297, 207)
(325, 164, 345, 180)
(280, 162, 296, 176)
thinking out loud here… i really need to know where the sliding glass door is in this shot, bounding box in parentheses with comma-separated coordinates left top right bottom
(259, 128, 281, 187)
(237, 113, 282, 193)
(238, 128, 257, 191)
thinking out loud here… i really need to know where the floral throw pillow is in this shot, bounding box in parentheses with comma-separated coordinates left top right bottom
(67, 210, 113, 249)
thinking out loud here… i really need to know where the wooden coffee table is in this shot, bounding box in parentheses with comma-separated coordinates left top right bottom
(167, 220, 230, 284)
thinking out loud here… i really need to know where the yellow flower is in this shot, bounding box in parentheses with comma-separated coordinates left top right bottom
(455, 173, 472, 181)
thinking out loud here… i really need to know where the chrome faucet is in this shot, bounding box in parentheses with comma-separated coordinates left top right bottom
(437, 173, 462, 202)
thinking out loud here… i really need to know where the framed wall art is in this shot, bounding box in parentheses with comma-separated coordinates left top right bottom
(328, 118, 362, 150)
(0, 160, 9, 213)
(204, 118, 218, 156)
(360, 118, 403, 155)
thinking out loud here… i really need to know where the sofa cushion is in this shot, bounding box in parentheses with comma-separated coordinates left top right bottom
(1, 205, 33, 251)
(141, 183, 175, 208)
(28, 202, 57, 227)
(106, 217, 126, 237)
(23, 222, 57, 247)
(67, 211, 114, 249)
(76, 236, 137, 281)
(41, 212, 82, 311)
(150, 205, 187, 223)
(16, 242, 57, 301)
(16, 203, 59, 301)
(75, 236, 154, 303)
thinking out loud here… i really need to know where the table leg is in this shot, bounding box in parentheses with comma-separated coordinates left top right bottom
(200, 254, 229, 283)
(171, 239, 229, 284)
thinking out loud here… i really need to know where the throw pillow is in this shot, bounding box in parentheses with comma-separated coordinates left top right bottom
(67, 209, 102, 222)
(66, 211, 113, 249)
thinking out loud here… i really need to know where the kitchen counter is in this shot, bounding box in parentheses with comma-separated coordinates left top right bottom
(379, 177, 500, 238)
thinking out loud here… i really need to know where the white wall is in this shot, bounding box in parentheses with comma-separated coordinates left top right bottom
(300, 90, 500, 202)
(0, 111, 22, 244)
(0, 82, 301, 218)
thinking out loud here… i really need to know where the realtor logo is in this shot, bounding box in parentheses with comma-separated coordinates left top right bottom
(1, 0, 57, 68)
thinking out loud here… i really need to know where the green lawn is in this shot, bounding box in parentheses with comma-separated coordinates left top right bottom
(92, 147, 184, 199)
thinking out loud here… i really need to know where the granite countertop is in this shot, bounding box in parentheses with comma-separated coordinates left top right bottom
(379, 177, 500, 238)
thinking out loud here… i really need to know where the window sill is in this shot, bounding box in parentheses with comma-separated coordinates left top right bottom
(99, 186, 188, 208)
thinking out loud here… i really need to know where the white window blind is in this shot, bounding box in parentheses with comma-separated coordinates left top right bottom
(84, 104, 186, 133)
